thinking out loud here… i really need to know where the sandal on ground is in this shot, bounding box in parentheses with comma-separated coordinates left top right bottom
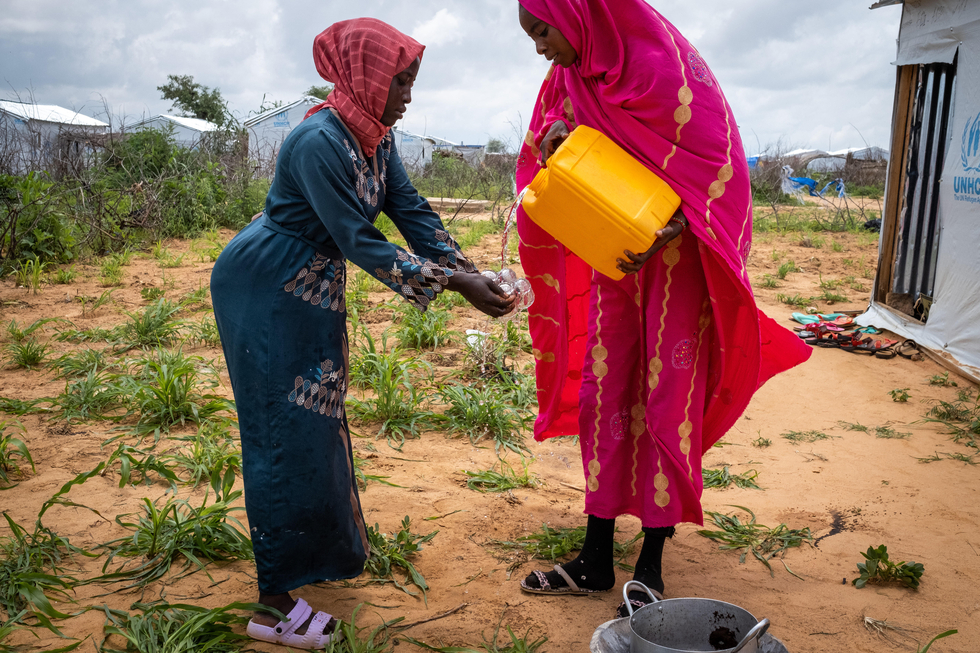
(794, 322, 845, 333)
(815, 332, 857, 349)
(897, 339, 923, 361)
(791, 312, 849, 326)
(247, 598, 337, 650)
(800, 324, 843, 346)
(616, 588, 665, 619)
(855, 326, 880, 334)
(842, 338, 898, 356)
(520, 565, 612, 596)
(830, 332, 871, 348)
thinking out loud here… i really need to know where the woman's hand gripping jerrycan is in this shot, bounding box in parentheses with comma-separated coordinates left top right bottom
(520, 125, 682, 281)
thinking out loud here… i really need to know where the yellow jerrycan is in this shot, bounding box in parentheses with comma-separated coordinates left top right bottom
(521, 125, 681, 281)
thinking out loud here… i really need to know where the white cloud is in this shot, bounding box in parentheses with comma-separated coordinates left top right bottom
(412, 9, 465, 48)
(0, 0, 905, 150)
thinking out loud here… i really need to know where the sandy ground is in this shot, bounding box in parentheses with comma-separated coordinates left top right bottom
(1, 215, 976, 653)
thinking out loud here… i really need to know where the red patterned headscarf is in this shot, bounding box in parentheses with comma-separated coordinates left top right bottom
(305, 18, 424, 153)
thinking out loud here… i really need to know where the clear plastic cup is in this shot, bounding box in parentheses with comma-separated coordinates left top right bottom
(514, 279, 534, 309)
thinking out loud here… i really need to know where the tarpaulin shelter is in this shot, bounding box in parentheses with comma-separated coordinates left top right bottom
(125, 114, 218, 148)
(243, 97, 321, 169)
(0, 100, 108, 175)
(860, 0, 980, 381)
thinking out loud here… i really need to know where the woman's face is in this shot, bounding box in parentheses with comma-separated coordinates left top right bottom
(519, 5, 578, 68)
(381, 57, 420, 127)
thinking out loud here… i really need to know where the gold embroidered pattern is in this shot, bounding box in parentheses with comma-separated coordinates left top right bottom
(679, 298, 713, 479)
(563, 97, 577, 128)
(654, 455, 671, 508)
(587, 283, 606, 494)
(524, 130, 541, 159)
(519, 235, 559, 251)
(530, 273, 560, 290)
(737, 203, 753, 276)
(533, 349, 556, 363)
(648, 235, 683, 392)
(630, 401, 645, 497)
(657, 14, 691, 171)
(530, 313, 560, 327)
(702, 107, 734, 241)
(630, 276, 644, 496)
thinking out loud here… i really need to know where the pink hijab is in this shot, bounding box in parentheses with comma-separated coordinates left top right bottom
(516, 0, 810, 446)
(305, 18, 424, 153)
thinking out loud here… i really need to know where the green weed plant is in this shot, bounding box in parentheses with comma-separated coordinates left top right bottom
(394, 304, 454, 350)
(438, 384, 530, 456)
(853, 545, 924, 589)
(702, 466, 762, 490)
(97, 478, 252, 587)
(5, 339, 48, 370)
(100, 600, 269, 653)
(363, 516, 437, 601)
(698, 506, 812, 578)
(348, 331, 434, 449)
(493, 523, 640, 572)
(465, 459, 539, 493)
(0, 422, 33, 489)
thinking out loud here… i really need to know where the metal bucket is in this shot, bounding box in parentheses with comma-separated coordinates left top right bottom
(623, 581, 770, 653)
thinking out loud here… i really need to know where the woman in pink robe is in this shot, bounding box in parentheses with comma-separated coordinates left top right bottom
(514, 0, 811, 615)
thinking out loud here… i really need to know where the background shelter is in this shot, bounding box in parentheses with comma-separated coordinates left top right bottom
(243, 97, 321, 173)
(860, 0, 980, 381)
(808, 146, 889, 172)
(124, 114, 218, 148)
(391, 129, 436, 170)
(0, 100, 108, 176)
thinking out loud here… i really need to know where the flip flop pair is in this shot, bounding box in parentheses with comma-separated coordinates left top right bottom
(840, 337, 900, 358)
(794, 322, 846, 334)
(791, 312, 854, 327)
(799, 324, 846, 346)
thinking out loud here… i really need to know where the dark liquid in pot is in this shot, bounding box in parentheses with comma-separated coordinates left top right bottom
(709, 626, 738, 650)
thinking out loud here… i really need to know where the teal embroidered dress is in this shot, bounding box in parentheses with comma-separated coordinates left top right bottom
(211, 110, 475, 594)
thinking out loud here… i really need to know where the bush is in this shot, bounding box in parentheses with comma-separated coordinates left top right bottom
(0, 125, 267, 267)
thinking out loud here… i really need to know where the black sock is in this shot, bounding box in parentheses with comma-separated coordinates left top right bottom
(630, 526, 674, 597)
(524, 515, 616, 591)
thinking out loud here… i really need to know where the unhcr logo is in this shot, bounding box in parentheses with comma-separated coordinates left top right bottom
(954, 111, 980, 203)
(273, 110, 290, 128)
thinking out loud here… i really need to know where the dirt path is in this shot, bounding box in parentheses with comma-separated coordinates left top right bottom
(0, 221, 975, 653)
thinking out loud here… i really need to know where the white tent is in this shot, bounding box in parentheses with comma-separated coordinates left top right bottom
(808, 146, 889, 173)
(0, 100, 108, 174)
(243, 97, 321, 168)
(124, 114, 218, 148)
(860, 0, 980, 381)
(391, 128, 436, 170)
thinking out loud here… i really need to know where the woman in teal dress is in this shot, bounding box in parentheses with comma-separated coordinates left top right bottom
(211, 18, 513, 649)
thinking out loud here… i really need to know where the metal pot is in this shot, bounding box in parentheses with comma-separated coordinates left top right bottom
(623, 581, 770, 653)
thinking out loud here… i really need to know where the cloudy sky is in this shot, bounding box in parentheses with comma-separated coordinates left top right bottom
(1, 1, 902, 155)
